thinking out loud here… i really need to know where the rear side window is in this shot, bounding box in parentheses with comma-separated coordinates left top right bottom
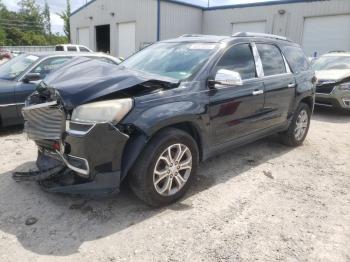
(256, 44, 286, 76)
(67, 46, 77, 52)
(216, 44, 257, 80)
(282, 46, 310, 73)
(55, 46, 64, 51)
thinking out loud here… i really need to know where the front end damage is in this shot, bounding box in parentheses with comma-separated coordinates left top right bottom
(14, 58, 180, 195)
(16, 96, 130, 195)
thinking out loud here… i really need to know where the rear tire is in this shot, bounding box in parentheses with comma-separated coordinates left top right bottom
(281, 102, 311, 147)
(129, 128, 199, 207)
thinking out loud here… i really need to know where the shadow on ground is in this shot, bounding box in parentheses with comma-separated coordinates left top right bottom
(0, 125, 23, 137)
(312, 106, 350, 124)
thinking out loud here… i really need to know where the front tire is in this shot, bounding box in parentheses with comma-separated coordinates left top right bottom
(281, 102, 311, 146)
(129, 128, 199, 207)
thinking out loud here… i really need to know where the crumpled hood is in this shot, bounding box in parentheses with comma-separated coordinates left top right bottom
(315, 69, 350, 82)
(43, 57, 179, 109)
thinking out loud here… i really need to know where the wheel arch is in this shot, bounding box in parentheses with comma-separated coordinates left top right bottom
(300, 95, 314, 111)
(120, 120, 204, 181)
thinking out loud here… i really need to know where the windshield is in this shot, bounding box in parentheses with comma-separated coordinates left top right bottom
(0, 54, 39, 80)
(121, 42, 219, 80)
(312, 56, 350, 71)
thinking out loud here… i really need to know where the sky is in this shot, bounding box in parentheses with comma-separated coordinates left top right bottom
(2, 0, 274, 34)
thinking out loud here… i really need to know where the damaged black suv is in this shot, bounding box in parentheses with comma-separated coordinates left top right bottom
(19, 33, 315, 206)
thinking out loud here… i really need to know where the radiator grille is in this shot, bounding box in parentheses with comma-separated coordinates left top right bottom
(23, 102, 65, 140)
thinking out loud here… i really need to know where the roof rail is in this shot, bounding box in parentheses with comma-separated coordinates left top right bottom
(328, 50, 349, 53)
(179, 34, 211, 38)
(232, 32, 290, 41)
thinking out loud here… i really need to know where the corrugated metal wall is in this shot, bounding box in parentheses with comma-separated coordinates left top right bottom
(70, 0, 157, 56)
(70, 0, 350, 57)
(160, 1, 202, 40)
(203, 0, 350, 44)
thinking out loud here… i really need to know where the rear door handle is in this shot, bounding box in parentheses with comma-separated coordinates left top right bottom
(252, 90, 264, 96)
(288, 83, 296, 88)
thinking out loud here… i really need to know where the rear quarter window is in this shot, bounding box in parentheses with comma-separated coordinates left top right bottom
(282, 46, 310, 73)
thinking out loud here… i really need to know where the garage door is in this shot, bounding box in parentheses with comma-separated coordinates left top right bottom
(118, 22, 136, 58)
(302, 15, 350, 56)
(77, 27, 90, 48)
(232, 21, 266, 34)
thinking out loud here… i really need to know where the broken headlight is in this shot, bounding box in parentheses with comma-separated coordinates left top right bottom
(71, 98, 133, 124)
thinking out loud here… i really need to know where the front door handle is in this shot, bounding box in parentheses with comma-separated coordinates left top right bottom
(252, 90, 264, 96)
(288, 83, 296, 88)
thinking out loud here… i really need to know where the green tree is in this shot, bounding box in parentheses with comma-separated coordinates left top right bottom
(0, 0, 68, 46)
(43, 0, 51, 35)
(0, 26, 6, 46)
(57, 0, 71, 42)
(17, 0, 45, 34)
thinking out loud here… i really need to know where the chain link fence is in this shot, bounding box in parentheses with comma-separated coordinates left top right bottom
(0, 46, 55, 52)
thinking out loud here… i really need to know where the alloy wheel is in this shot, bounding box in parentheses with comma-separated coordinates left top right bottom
(153, 143, 192, 196)
(294, 109, 309, 141)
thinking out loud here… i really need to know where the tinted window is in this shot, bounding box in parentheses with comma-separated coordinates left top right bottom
(80, 47, 90, 52)
(30, 57, 72, 79)
(256, 44, 286, 76)
(67, 46, 77, 51)
(282, 46, 309, 73)
(216, 44, 257, 80)
(55, 46, 64, 51)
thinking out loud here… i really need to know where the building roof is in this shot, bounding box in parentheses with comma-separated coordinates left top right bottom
(71, 0, 325, 17)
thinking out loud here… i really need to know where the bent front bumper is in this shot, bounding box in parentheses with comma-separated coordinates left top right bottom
(315, 90, 350, 110)
(35, 122, 129, 194)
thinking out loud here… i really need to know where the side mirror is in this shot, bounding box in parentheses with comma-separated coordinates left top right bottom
(118, 57, 125, 62)
(22, 73, 41, 83)
(212, 69, 243, 87)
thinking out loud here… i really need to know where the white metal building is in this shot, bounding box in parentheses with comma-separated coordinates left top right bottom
(70, 0, 350, 57)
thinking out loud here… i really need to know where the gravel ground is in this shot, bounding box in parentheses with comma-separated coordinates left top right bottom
(0, 108, 349, 262)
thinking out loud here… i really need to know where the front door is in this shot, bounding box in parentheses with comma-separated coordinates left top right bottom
(0, 79, 20, 126)
(209, 43, 265, 145)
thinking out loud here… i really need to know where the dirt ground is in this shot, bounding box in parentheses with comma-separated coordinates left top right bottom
(0, 108, 349, 262)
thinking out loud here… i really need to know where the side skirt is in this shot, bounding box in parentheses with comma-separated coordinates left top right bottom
(204, 122, 288, 161)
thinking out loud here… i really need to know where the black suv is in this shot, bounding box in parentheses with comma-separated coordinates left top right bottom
(19, 33, 315, 206)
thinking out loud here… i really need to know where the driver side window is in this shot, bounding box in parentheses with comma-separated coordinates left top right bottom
(216, 44, 257, 80)
(30, 57, 71, 79)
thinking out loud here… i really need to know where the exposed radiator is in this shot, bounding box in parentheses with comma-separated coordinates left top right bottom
(22, 101, 65, 140)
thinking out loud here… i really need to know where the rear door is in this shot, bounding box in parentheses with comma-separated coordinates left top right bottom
(209, 43, 265, 145)
(254, 43, 296, 128)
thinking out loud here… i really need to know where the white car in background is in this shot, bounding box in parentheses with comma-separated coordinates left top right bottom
(55, 44, 93, 52)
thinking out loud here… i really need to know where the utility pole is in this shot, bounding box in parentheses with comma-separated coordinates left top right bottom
(207, 0, 210, 7)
